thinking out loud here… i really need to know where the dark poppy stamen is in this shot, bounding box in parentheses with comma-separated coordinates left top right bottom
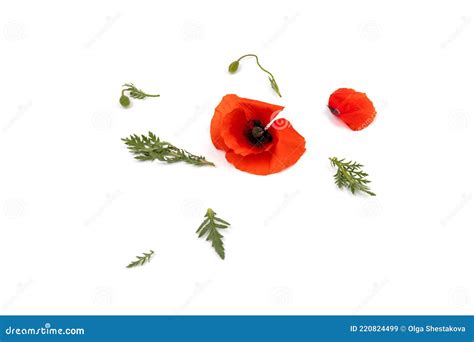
(252, 126, 264, 139)
(245, 120, 273, 147)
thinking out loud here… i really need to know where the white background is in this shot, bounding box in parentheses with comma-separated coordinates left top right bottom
(1, 0, 473, 315)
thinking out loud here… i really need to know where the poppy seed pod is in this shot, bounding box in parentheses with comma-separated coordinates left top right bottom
(228, 61, 240, 73)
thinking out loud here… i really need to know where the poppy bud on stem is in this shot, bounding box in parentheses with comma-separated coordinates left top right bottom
(120, 91, 131, 108)
(227, 54, 282, 97)
(119, 83, 160, 108)
(228, 61, 240, 73)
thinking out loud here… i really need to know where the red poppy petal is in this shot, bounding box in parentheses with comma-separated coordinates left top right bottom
(221, 109, 253, 155)
(214, 94, 284, 125)
(225, 121, 306, 175)
(225, 151, 273, 175)
(211, 118, 227, 151)
(338, 108, 376, 131)
(328, 88, 376, 131)
(210, 96, 236, 151)
(239, 100, 284, 126)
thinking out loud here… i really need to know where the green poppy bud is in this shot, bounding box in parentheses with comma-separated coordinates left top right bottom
(120, 95, 130, 107)
(228, 60, 239, 73)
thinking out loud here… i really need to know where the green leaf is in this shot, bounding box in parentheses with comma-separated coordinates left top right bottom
(126, 250, 154, 268)
(196, 208, 231, 260)
(122, 132, 215, 167)
(329, 157, 376, 196)
(214, 217, 230, 225)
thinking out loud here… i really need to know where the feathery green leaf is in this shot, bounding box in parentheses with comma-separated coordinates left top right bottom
(122, 132, 215, 167)
(329, 157, 376, 196)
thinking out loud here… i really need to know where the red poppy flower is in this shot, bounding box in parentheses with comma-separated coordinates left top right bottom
(211, 94, 306, 175)
(328, 88, 376, 131)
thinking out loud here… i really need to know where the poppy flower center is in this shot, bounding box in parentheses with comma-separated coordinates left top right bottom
(245, 120, 273, 147)
(252, 126, 264, 138)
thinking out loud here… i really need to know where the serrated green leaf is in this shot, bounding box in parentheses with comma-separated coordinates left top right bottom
(196, 218, 210, 233)
(196, 209, 231, 260)
(126, 250, 154, 268)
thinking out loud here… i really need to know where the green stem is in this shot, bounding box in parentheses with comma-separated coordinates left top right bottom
(237, 54, 277, 82)
(122, 84, 160, 98)
(142, 93, 160, 98)
(237, 55, 281, 96)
